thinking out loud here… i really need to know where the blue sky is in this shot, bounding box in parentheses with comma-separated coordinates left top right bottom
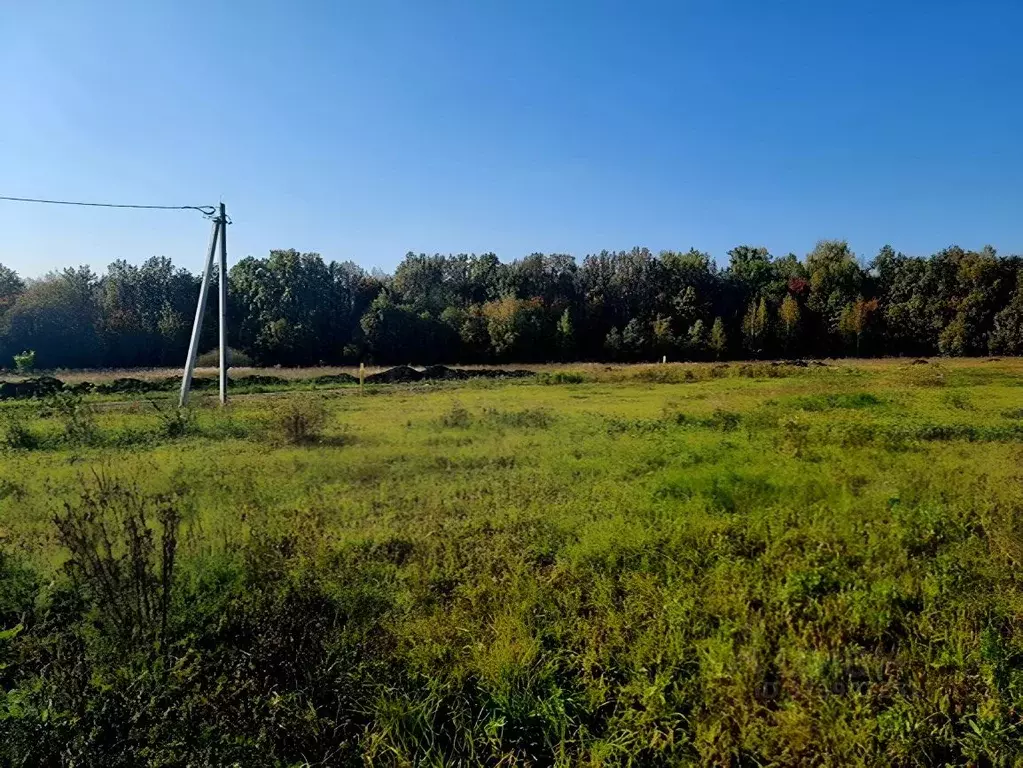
(2, 1, 1021, 277)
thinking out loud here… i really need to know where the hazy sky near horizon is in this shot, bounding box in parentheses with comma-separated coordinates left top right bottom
(2, 1, 1022, 277)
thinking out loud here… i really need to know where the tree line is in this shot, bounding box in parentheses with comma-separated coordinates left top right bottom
(1, 240, 1022, 370)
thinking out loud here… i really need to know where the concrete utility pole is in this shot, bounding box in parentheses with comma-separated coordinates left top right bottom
(218, 202, 228, 404)
(180, 205, 228, 407)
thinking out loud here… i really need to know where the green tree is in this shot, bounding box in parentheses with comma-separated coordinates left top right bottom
(726, 245, 774, 303)
(709, 317, 727, 360)
(621, 318, 649, 360)
(556, 309, 575, 360)
(3, 267, 102, 368)
(482, 297, 546, 360)
(0, 264, 23, 315)
(651, 315, 676, 359)
(457, 304, 491, 360)
(742, 298, 769, 357)
(805, 240, 864, 352)
(778, 295, 801, 354)
(360, 293, 418, 362)
(989, 270, 1023, 355)
(231, 250, 379, 365)
(604, 326, 623, 360)
(687, 319, 707, 358)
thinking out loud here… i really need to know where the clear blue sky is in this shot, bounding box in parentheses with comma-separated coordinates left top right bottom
(2, 1, 1021, 277)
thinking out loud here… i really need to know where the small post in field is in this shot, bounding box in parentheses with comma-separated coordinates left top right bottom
(662, 355, 667, 364)
(359, 362, 365, 395)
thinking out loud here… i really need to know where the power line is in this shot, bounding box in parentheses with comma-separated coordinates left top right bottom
(0, 194, 217, 216)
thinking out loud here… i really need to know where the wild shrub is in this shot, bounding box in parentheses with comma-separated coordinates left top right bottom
(1, 408, 40, 450)
(0, 550, 38, 627)
(44, 391, 100, 446)
(632, 366, 698, 384)
(981, 501, 1023, 567)
(880, 426, 918, 453)
(272, 395, 329, 444)
(779, 416, 811, 457)
(605, 416, 666, 435)
(902, 365, 946, 387)
(942, 389, 975, 410)
(481, 406, 554, 429)
(52, 473, 181, 646)
(737, 362, 800, 379)
(536, 371, 585, 385)
(709, 363, 730, 378)
(793, 392, 883, 411)
(148, 398, 196, 439)
(708, 408, 741, 431)
(660, 404, 739, 430)
(830, 422, 877, 447)
(12, 349, 35, 373)
(661, 402, 689, 424)
(439, 400, 473, 428)
(0, 478, 25, 502)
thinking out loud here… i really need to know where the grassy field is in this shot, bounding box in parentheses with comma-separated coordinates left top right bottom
(2, 359, 1023, 765)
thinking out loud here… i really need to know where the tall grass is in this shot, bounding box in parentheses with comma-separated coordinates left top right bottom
(1, 358, 1023, 764)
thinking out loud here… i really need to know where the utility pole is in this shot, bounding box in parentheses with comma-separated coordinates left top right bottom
(218, 202, 228, 404)
(179, 206, 228, 407)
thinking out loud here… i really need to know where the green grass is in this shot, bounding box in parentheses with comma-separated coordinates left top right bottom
(2, 359, 1023, 765)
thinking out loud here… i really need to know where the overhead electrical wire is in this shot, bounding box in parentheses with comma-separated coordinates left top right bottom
(0, 194, 217, 217)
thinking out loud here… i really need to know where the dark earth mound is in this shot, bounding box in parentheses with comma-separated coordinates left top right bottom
(420, 365, 469, 380)
(0, 366, 537, 399)
(94, 377, 151, 394)
(365, 365, 424, 383)
(0, 376, 65, 399)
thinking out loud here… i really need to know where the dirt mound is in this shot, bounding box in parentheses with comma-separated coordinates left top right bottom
(92, 376, 219, 395)
(911, 358, 930, 365)
(0, 376, 65, 399)
(365, 365, 424, 383)
(95, 377, 151, 394)
(421, 365, 469, 380)
(0, 365, 535, 400)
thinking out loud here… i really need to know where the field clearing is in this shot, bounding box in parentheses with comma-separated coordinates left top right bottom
(5, 355, 1008, 384)
(2, 358, 1023, 764)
